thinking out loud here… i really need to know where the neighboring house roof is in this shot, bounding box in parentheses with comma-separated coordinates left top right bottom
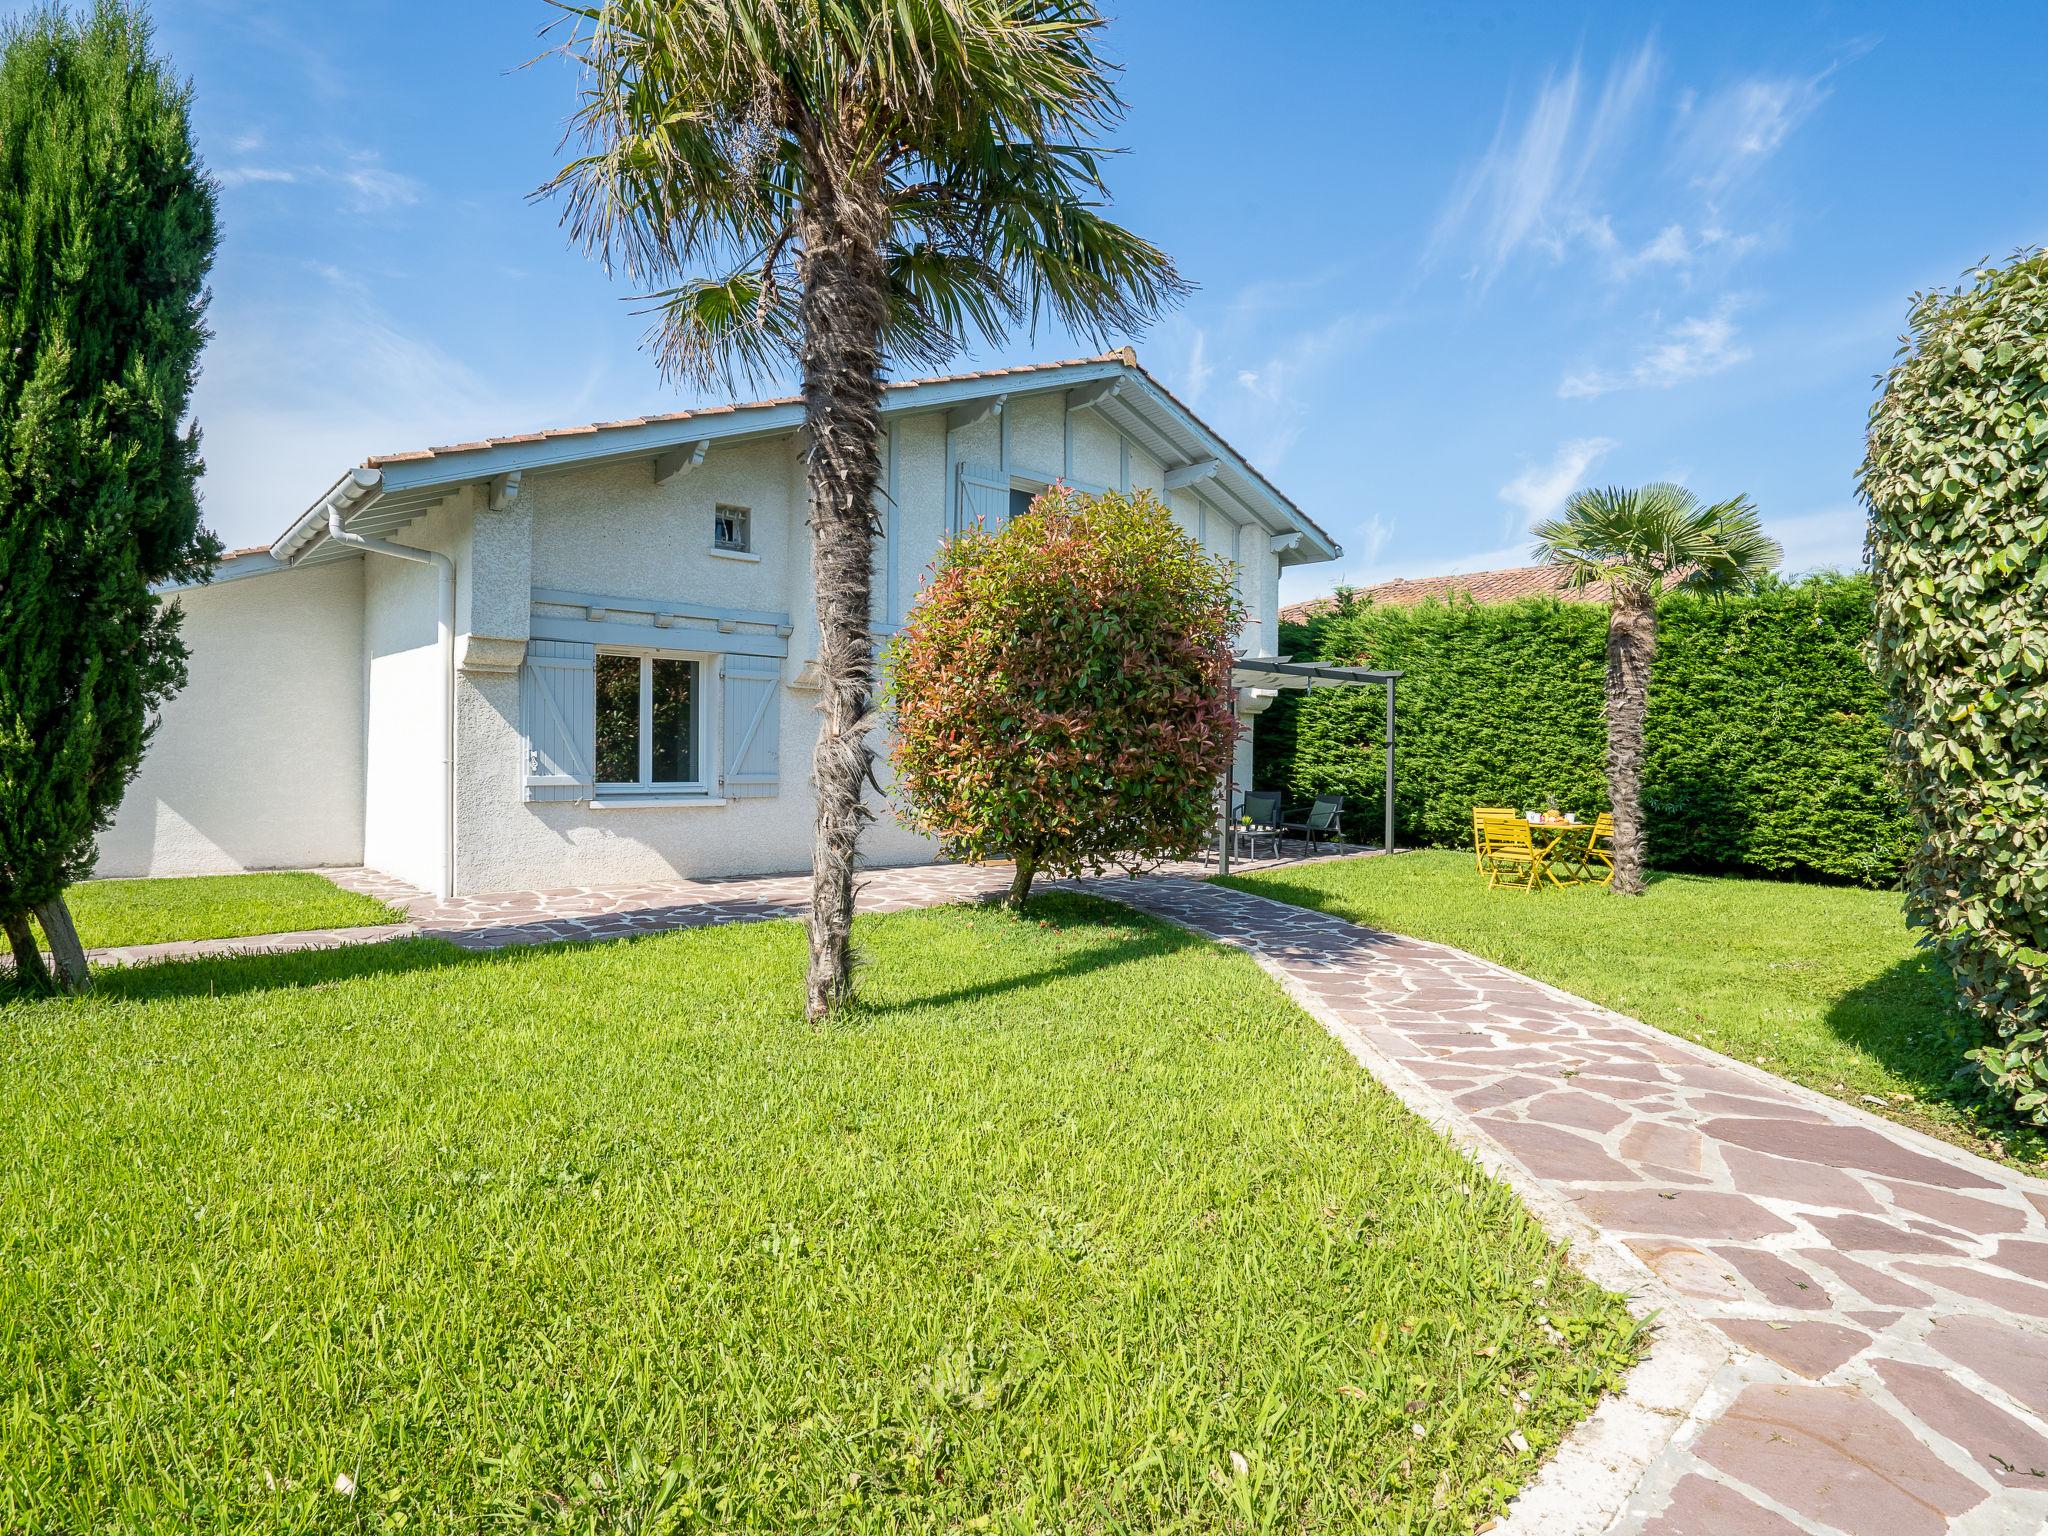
(268, 349, 1340, 570)
(1279, 563, 1611, 624)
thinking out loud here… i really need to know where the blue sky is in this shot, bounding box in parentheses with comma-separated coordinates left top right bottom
(152, 0, 2048, 601)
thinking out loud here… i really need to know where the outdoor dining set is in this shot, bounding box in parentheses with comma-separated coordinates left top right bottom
(1471, 807, 1615, 890)
(1221, 791, 1613, 892)
(1226, 791, 1347, 861)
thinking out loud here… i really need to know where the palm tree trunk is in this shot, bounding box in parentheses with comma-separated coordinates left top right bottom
(795, 170, 888, 1020)
(1604, 591, 1657, 895)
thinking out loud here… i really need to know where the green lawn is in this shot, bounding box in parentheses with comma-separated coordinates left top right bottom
(0, 896, 1636, 1533)
(48, 872, 402, 950)
(1220, 851, 2044, 1171)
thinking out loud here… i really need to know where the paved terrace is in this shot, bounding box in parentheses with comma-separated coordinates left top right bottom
(78, 856, 2048, 1533)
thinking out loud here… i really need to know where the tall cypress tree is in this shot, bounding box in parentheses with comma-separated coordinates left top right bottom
(0, 1, 218, 993)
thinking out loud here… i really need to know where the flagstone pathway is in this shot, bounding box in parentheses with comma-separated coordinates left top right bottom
(83, 857, 2048, 1532)
(1089, 874, 2048, 1536)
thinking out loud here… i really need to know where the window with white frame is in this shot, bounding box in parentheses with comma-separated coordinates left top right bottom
(595, 651, 705, 790)
(713, 504, 751, 553)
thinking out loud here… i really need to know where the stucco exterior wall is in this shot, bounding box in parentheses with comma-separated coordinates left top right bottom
(362, 499, 468, 895)
(451, 435, 937, 892)
(888, 412, 948, 619)
(1004, 393, 1065, 483)
(94, 558, 367, 878)
(1067, 410, 1124, 490)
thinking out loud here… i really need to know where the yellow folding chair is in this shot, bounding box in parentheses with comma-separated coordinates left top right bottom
(1477, 814, 1552, 891)
(1583, 813, 1616, 886)
(1472, 806, 1517, 871)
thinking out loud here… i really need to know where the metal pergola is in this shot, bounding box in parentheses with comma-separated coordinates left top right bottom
(1219, 657, 1404, 876)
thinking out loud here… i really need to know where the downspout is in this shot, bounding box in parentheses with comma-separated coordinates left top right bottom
(321, 468, 457, 900)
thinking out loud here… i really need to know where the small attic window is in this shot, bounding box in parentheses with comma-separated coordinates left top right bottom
(713, 505, 751, 553)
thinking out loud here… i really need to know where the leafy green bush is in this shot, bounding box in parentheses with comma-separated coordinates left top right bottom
(1861, 253, 2048, 1127)
(1259, 575, 1910, 885)
(888, 486, 1242, 905)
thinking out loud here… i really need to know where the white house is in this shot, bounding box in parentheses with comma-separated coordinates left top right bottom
(97, 350, 1340, 897)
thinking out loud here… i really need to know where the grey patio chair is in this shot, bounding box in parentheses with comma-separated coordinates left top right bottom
(1237, 790, 1283, 829)
(1283, 794, 1346, 855)
(1232, 790, 1285, 860)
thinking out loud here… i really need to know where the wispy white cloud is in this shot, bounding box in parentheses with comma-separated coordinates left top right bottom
(1572, 217, 1709, 282)
(1223, 311, 1386, 468)
(1678, 68, 1835, 193)
(1152, 284, 1387, 472)
(1499, 437, 1619, 536)
(1558, 296, 1751, 398)
(1315, 513, 1399, 591)
(1179, 329, 1213, 408)
(333, 160, 424, 211)
(194, 265, 613, 547)
(1430, 42, 1844, 296)
(1428, 40, 1660, 285)
(215, 165, 298, 187)
(1623, 221, 1690, 273)
(212, 153, 423, 212)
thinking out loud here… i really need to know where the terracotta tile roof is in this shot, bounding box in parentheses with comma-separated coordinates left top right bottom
(1280, 563, 1611, 624)
(362, 349, 1139, 469)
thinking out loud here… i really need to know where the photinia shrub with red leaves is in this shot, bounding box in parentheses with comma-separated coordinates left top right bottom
(887, 485, 1245, 907)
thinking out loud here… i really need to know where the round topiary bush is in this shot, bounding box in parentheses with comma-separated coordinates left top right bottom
(1861, 251, 2048, 1126)
(887, 485, 1243, 907)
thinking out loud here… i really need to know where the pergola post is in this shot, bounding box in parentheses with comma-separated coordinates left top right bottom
(1384, 675, 1397, 854)
(1217, 753, 1233, 875)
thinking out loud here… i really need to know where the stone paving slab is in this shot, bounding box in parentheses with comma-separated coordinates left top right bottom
(78, 855, 2048, 1532)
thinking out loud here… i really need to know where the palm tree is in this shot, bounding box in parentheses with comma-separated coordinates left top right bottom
(1532, 484, 1780, 895)
(543, 1, 1185, 1017)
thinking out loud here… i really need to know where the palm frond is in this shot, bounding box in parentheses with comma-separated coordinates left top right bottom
(1675, 494, 1782, 594)
(543, 0, 1183, 387)
(885, 242, 1020, 360)
(643, 265, 802, 391)
(1534, 482, 1780, 600)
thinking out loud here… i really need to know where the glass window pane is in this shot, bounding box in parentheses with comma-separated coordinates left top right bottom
(1008, 487, 1035, 523)
(595, 654, 640, 784)
(650, 658, 697, 783)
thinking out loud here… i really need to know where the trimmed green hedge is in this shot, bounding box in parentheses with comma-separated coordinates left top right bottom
(1258, 575, 1912, 885)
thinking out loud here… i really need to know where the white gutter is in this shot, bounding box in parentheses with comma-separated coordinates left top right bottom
(319, 467, 457, 901)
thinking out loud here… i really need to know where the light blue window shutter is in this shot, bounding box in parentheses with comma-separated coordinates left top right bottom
(520, 640, 595, 802)
(720, 654, 781, 798)
(955, 460, 1008, 533)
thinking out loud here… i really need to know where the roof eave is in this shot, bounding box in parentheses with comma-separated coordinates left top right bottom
(261, 353, 1341, 569)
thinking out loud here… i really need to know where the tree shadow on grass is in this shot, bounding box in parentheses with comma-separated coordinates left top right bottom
(73, 892, 1215, 1019)
(1823, 952, 2047, 1167)
(866, 892, 1223, 1015)
(85, 935, 503, 1004)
